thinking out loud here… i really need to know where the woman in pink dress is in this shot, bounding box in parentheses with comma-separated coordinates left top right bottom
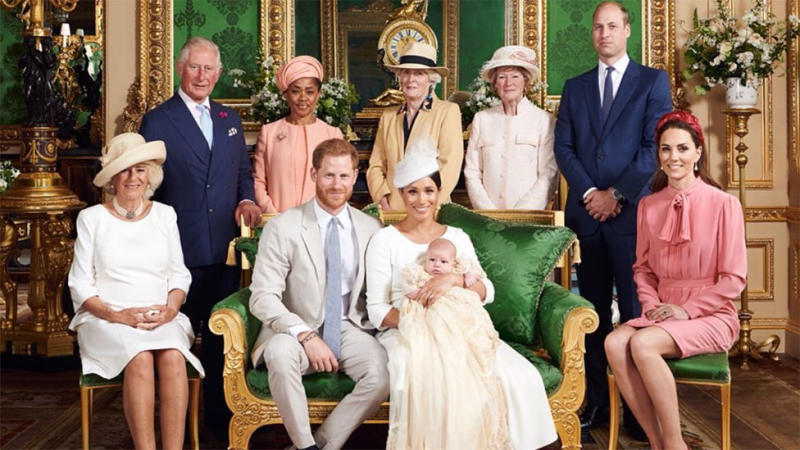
(604, 111, 746, 450)
(253, 55, 343, 212)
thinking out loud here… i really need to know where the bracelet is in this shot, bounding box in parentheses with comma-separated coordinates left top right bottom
(300, 331, 318, 345)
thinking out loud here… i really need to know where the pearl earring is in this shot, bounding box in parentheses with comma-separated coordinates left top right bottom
(694, 161, 699, 172)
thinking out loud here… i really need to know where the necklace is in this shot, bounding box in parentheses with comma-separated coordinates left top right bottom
(112, 197, 144, 220)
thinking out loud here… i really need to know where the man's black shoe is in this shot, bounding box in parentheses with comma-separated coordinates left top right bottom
(580, 405, 609, 429)
(623, 409, 648, 442)
(298, 446, 319, 450)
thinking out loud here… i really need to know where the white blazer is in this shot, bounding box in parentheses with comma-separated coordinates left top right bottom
(463, 97, 558, 209)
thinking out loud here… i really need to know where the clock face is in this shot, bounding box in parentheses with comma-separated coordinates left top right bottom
(388, 28, 426, 64)
(379, 19, 437, 66)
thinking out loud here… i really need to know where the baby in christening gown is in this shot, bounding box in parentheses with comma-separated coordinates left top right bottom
(387, 238, 510, 450)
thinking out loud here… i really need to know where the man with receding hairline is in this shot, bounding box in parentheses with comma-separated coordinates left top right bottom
(140, 36, 262, 440)
(553, 0, 673, 438)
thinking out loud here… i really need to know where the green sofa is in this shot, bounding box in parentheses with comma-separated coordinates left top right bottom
(210, 205, 598, 449)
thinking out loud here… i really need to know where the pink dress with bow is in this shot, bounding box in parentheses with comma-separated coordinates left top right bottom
(625, 178, 745, 357)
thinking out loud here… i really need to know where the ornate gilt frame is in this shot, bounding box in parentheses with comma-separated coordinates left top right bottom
(539, 0, 678, 108)
(125, 0, 678, 130)
(0, 0, 105, 153)
(123, 0, 293, 132)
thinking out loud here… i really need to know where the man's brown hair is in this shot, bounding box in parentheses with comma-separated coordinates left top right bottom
(312, 138, 359, 170)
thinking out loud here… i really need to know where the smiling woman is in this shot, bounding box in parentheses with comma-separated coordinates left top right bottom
(251, 55, 344, 214)
(68, 132, 204, 449)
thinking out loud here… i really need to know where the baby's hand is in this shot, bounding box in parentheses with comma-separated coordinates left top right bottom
(464, 272, 480, 288)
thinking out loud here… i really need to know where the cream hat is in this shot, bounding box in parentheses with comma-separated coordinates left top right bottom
(393, 139, 440, 189)
(385, 41, 449, 78)
(480, 45, 540, 84)
(93, 133, 166, 187)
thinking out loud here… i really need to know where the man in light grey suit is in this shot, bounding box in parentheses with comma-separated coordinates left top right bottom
(248, 138, 388, 450)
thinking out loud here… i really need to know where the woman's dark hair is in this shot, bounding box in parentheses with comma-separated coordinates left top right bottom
(650, 120, 722, 192)
(399, 171, 442, 190)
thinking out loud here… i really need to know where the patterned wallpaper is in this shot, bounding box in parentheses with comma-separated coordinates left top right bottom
(459, 0, 505, 91)
(546, 0, 642, 96)
(0, 8, 26, 125)
(173, 0, 260, 99)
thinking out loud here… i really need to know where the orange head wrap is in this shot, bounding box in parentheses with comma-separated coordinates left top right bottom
(275, 55, 324, 92)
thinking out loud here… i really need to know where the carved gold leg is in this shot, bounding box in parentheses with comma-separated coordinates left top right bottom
(608, 373, 620, 450)
(0, 217, 19, 332)
(7, 213, 75, 356)
(720, 382, 731, 450)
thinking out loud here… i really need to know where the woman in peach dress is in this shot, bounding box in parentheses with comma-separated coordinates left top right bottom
(253, 55, 343, 213)
(605, 111, 746, 450)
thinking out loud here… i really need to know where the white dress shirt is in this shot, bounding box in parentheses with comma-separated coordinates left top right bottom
(288, 201, 358, 338)
(584, 54, 631, 200)
(177, 88, 211, 128)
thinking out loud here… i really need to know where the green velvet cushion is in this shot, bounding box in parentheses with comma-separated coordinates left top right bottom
(211, 288, 262, 353)
(437, 203, 576, 346)
(537, 281, 594, 369)
(246, 370, 356, 399)
(666, 352, 730, 383)
(80, 364, 201, 387)
(505, 342, 563, 395)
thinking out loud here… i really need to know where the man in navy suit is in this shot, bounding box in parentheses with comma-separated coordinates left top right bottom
(553, 1, 672, 436)
(139, 36, 262, 438)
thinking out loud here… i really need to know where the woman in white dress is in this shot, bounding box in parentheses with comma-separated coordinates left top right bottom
(463, 45, 558, 210)
(366, 140, 558, 449)
(68, 133, 204, 450)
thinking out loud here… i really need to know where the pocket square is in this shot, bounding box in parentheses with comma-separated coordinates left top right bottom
(228, 127, 238, 137)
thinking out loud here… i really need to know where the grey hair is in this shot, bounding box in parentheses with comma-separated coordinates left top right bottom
(103, 160, 164, 200)
(176, 37, 222, 73)
(395, 69, 442, 92)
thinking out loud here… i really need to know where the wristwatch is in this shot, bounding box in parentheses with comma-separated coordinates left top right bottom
(610, 187, 625, 203)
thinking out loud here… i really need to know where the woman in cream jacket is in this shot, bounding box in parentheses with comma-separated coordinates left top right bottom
(464, 46, 558, 210)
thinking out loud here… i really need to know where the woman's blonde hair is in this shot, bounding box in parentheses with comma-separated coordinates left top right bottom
(103, 160, 164, 200)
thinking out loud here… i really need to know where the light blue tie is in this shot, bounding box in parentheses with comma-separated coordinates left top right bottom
(196, 104, 213, 149)
(322, 217, 342, 359)
(601, 66, 614, 123)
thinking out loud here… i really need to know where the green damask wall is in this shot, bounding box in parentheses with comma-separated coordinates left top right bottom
(546, 0, 642, 96)
(0, 8, 26, 125)
(295, 0, 321, 59)
(172, 0, 259, 99)
(458, 0, 505, 90)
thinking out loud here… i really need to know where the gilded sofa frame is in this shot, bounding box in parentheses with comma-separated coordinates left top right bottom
(210, 208, 598, 449)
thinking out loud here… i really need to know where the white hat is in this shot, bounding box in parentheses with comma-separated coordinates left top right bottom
(385, 42, 449, 78)
(480, 45, 540, 84)
(393, 139, 440, 189)
(93, 133, 166, 187)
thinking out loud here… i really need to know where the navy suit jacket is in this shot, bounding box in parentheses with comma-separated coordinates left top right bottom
(554, 60, 672, 236)
(140, 93, 255, 268)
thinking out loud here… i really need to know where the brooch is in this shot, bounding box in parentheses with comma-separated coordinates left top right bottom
(277, 132, 287, 141)
(218, 111, 228, 118)
(228, 127, 238, 136)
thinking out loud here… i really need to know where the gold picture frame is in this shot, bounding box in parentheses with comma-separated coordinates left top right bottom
(125, 0, 678, 131)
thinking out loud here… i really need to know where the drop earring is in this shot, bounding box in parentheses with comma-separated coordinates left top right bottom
(694, 161, 699, 172)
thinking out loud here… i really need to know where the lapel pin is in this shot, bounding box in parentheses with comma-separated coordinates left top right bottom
(228, 127, 238, 136)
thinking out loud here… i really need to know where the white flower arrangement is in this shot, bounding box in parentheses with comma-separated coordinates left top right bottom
(683, 0, 800, 95)
(229, 55, 358, 134)
(462, 76, 547, 125)
(0, 160, 20, 194)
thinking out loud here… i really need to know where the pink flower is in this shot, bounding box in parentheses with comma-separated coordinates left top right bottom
(218, 111, 228, 118)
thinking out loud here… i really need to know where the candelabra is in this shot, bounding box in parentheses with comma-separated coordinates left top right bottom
(724, 108, 781, 369)
(1, 0, 86, 356)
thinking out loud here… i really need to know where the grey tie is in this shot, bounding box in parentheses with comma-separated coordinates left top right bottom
(601, 66, 614, 123)
(322, 216, 342, 359)
(196, 104, 213, 149)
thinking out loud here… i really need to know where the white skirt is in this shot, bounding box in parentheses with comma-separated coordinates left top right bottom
(74, 312, 204, 379)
